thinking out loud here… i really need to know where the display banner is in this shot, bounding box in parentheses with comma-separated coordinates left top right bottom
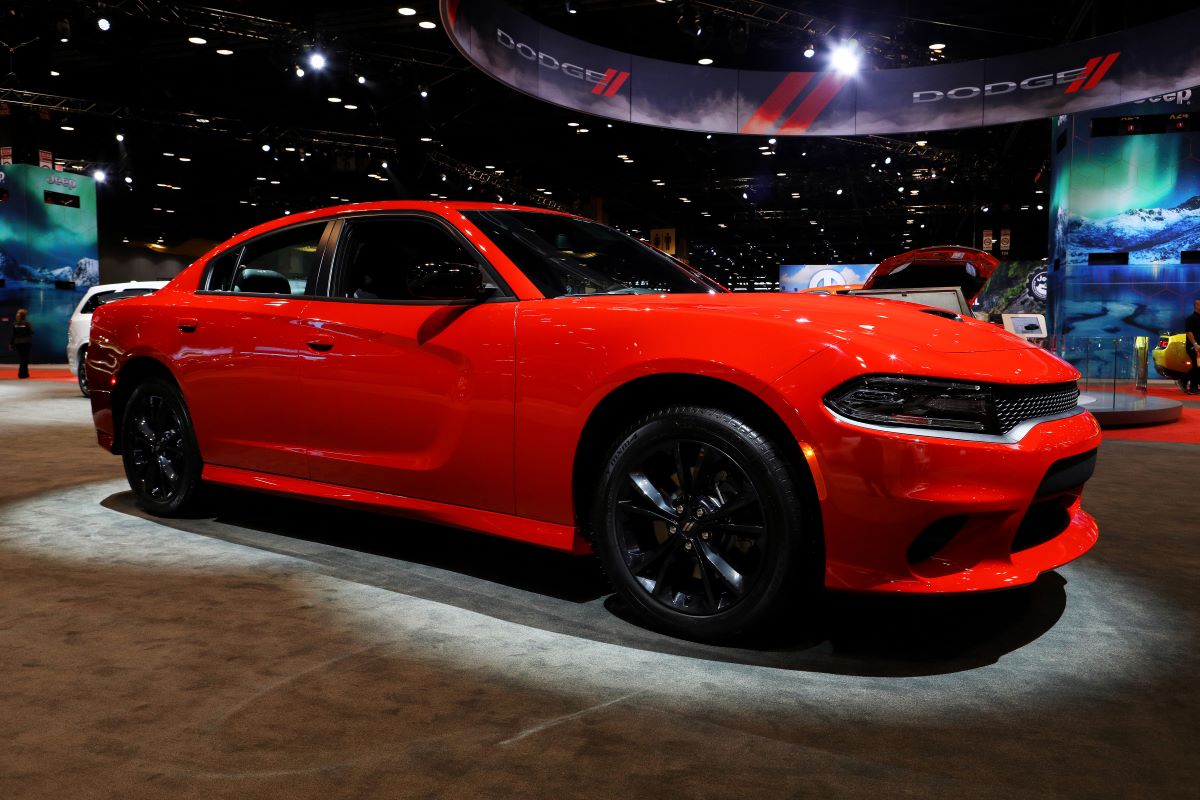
(0, 164, 99, 364)
(441, 0, 1200, 136)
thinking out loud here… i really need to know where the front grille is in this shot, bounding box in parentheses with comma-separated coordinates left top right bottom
(993, 382, 1079, 434)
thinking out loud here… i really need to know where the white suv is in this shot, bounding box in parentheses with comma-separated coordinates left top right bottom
(68, 281, 168, 396)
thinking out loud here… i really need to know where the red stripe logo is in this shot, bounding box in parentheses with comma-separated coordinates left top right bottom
(740, 72, 848, 135)
(1065, 52, 1120, 94)
(593, 68, 631, 97)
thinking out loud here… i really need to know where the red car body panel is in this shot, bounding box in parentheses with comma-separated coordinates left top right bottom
(87, 201, 1100, 594)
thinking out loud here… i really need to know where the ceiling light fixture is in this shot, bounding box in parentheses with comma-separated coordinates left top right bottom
(829, 41, 861, 75)
(308, 52, 327, 70)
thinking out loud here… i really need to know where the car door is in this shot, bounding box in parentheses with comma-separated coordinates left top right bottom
(168, 220, 332, 478)
(296, 212, 517, 515)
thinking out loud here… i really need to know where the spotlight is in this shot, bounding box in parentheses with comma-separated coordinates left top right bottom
(327, 96, 342, 103)
(915, 139, 928, 147)
(97, 18, 111, 32)
(188, 36, 207, 45)
(729, 20, 749, 54)
(216, 49, 233, 56)
(50, 70, 61, 77)
(124, 176, 132, 184)
(884, 156, 892, 164)
(697, 57, 713, 65)
(57, 18, 71, 41)
(836, 188, 843, 195)
(115, 133, 124, 142)
(418, 21, 437, 29)
(566, 1, 577, 13)
(261, 144, 271, 152)
(357, 74, 366, 84)
(398, 7, 417, 16)
(677, 5, 703, 37)
(929, 43, 946, 51)
(381, 161, 388, 169)
(829, 42, 861, 75)
(420, 88, 428, 98)
(308, 52, 327, 70)
(803, 45, 815, 59)
(92, 169, 106, 182)
(294, 65, 305, 77)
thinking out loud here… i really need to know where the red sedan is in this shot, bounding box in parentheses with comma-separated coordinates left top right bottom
(86, 202, 1100, 639)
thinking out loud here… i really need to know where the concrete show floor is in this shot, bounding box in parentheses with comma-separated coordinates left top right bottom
(1, 379, 1197, 798)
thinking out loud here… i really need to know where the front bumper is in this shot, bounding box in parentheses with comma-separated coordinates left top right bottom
(809, 406, 1102, 593)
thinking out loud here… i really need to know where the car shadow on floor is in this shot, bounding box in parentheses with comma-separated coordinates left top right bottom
(102, 486, 1067, 678)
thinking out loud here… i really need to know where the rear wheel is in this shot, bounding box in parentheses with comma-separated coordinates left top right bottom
(593, 407, 811, 640)
(120, 377, 203, 516)
(77, 346, 89, 397)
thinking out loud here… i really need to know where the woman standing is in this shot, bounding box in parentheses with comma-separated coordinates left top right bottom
(9, 308, 33, 379)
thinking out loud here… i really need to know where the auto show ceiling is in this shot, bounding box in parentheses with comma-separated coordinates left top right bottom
(2, 0, 1196, 262)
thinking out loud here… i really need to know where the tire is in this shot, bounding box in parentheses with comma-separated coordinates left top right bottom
(593, 406, 811, 640)
(77, 346, 90, 397)
(120, 377, 204, 516)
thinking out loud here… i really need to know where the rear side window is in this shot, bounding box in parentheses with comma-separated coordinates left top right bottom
(205, 222, 327, 295)
(81, 290, 116, 314)
(332, 216, 498, 301)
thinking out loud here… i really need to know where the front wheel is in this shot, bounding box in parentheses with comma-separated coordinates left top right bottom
(593, 407, 812, 640)
(120, 377, 204, 516)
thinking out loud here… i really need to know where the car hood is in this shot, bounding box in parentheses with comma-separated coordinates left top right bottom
(561, 291, 1037, 354)
(863, 245, 1000, 303)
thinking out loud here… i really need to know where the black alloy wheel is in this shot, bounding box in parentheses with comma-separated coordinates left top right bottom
(121, 377, 203, 515)
(77, 346, 89, 397)
(594, 406, 811, 640)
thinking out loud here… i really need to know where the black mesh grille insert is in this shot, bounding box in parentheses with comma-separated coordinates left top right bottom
(993, 382, 1079, 434)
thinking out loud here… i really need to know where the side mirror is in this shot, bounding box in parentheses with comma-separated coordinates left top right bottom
(407, 262, 491, 302)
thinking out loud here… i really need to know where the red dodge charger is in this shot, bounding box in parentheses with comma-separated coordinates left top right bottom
(87, 202, 1100, 639)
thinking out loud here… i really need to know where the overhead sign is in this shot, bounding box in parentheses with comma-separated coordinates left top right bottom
(441, 1, 1200, 136)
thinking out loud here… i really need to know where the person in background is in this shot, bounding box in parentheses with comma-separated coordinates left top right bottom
(1186, 297, 1200, 395)
(9, 308, 33, 379)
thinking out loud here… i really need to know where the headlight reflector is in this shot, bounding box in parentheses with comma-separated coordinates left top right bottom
(825, 376, 995, 433)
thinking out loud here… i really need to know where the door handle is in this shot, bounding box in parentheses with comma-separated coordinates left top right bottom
(306, 338, 334, 352)
(177, 318, 198, 333)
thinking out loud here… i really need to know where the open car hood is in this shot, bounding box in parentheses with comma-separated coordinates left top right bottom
(863, 246, 999, 304)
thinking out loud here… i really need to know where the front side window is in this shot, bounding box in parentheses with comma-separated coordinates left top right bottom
(206, 222, 326, 295)
(333, 216, 496, 302)
(462, 210, 723, 298)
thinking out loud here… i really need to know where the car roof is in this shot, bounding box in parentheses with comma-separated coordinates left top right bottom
(224, 201, 579, 250)
(81, 280, 170, 296)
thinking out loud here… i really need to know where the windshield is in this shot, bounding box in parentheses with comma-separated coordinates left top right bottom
(463, 210, 724, 298)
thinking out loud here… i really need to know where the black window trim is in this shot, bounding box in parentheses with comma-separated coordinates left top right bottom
(312, 210, 517, 306)
(196, 219, 335, 298)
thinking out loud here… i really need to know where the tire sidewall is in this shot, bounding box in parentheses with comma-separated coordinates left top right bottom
(77, 346, 89, 397)
(593, 409, 805, 639)
(120, 377, 203, 516)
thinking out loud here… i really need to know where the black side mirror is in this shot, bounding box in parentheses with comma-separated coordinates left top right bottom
(407, 262, 492, 302)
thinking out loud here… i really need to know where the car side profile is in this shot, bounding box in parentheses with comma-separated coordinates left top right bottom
(68, 280, 168, 396)
(1153, 332, 1193, 388)
(87, 202, 1101, 639)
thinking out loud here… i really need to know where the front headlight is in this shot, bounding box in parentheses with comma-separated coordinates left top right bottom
(825, 375, 995, 433)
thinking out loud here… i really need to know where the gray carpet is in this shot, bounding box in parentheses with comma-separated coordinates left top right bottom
(1, 380, 1197, 799)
